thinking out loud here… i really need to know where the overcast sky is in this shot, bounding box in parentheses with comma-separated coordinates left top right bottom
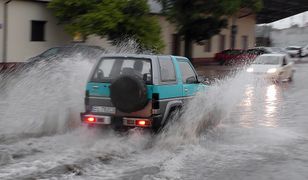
(269, 11, 308, 29)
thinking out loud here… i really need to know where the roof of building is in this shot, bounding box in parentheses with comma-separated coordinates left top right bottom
(257, 0, 308, 23)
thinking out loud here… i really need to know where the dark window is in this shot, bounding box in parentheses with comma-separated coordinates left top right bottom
(242, 35, 248, 50)
(219, 34, 226, 51)
(178, 61, 197, 83)
(158, 56, 176, 82)
(31, 20, 46, 41)
(171, 34, 180, 55)
(91, 58, 151, 83)
(204, 39, 212, 52)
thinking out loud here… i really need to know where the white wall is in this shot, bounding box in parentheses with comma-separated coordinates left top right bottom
(6, 0, 71, 62)
(0, 1, 4, 61)
(193, 14, 256, 59)
(2, 1, 256, 62)
(270, 26, 308, 47)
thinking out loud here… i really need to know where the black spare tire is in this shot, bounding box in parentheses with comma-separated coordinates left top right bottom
(110, 74, 148, 113)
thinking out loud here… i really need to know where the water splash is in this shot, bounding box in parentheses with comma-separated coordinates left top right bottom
(155, 71, 258, 148)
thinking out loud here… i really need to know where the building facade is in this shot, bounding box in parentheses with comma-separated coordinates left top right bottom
(0, 0, 71, 62)
(0, 0, 256, 63)
(270, 25, 308, 47)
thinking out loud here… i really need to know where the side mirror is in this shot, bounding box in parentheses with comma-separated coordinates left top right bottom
(198, 75, 210, 84)
(197, 76, 205, 83)
(186, 76, 198, 84)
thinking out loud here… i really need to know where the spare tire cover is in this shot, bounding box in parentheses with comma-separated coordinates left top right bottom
(110, 74, 148, 113)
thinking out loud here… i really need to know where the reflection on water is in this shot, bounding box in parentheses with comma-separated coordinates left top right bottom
(239, 85, 254, 128)
(263, 85, 278, 127)
(239, 84, 280, 128)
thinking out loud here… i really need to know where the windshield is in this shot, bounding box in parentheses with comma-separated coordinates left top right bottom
(91, 57, 152, 83)
(253, 56, 281, 65)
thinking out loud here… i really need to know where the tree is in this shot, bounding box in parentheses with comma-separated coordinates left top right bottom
(48, 0, 164, 53)
(158, 0, 263, 61)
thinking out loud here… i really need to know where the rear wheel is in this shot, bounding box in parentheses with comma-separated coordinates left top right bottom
(153, 107, 181, 133)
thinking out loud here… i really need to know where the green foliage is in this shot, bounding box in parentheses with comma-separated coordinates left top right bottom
(48, 0, 164, 53)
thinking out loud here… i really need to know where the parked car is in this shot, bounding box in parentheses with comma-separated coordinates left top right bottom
(300, 44, 308, 57)
(285, 46, 301, 58)
(0, 62, 23, 74)
(27, 44, 105, 63)
(4, 44, 106, 74)
(246, 54, 294, 82)
(214, 49, 244, 65)
(80, 54, 207, 131)
(214, 47, 274, 66)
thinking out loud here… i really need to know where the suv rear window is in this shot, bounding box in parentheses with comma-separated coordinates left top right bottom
(91, 57, 151, 83)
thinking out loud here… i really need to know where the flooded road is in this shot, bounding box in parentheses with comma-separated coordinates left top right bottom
(0, 57, 308, 180)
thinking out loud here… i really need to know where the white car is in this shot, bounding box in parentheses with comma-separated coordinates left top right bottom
(246, 54, 294, 82)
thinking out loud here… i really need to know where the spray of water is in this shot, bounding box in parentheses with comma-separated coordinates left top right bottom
(0, 40, 152, 138)
(0, 40, 259, 146)
(1, 43, 283, 179)
(154, 71, 258, 148)
(0, 56, 93, 136)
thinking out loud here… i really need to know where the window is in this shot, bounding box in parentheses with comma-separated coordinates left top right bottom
(204, 39, 211, 52)
(178, 61, 197, 83)
(31, 20, 46, 41)
(219, 35, 226, 51)
(242, 35, 248, 50)
(91, 58, 151, 83)
(158, 56, 176, 82)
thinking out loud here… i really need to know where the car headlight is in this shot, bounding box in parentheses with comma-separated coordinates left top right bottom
(246, 67, 254, 72)
(267, 68, 277, 73)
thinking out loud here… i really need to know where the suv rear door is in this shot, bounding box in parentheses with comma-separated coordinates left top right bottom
(176, 58, 199, 96)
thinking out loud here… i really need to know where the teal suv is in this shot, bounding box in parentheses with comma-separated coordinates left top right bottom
(81, 54, 206, 131)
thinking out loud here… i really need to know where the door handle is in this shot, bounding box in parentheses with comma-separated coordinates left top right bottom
(92, 86, 99, 89)
(184, 88, 188, 92)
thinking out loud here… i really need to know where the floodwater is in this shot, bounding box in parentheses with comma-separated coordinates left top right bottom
(0, 54, 308, 180)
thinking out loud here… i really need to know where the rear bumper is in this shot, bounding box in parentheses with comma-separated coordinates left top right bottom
(80, 113, 161, 128)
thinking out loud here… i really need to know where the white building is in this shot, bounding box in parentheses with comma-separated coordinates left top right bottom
(0, 0, 256, 63)
(270, 25, 308, 47)
(0, 0, 71, 62)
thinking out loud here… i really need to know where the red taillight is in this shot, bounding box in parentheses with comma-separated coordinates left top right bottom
(135, 120, 151, 126)
(85, 116, 96, 123)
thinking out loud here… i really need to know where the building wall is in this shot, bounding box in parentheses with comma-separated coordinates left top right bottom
(0, 1, 4, 61)
(5, 0, 71, 62)
(193, 14, 256, 60)
(270, 26, 308, 47)
(1, 1, 256, 63)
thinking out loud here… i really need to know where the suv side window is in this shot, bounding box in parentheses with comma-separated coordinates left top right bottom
(178, 61, 197, 83)
(158, 56, 176, 82)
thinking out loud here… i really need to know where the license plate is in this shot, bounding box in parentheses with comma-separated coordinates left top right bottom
(92, 106, 116, 114)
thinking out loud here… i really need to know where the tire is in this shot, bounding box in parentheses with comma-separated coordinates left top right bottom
(152, 107, 181, 133)
(110, 74, 148, 113)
